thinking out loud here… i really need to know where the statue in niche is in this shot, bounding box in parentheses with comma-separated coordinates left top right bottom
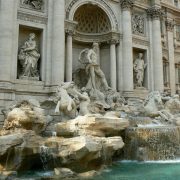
(22, 0, 43, 10)
(79, 43, 111, 109)
(18, 33, 40, 79)
(79, 43, 110, 92)
(133, 53, 147, 88)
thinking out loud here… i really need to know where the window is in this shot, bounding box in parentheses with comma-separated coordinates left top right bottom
(163, 57, 169, 88)
(176, 25, 180, 41)
(175, 63, 180, 90)
(174, 0, 179, 7)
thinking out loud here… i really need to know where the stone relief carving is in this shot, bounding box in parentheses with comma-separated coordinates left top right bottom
(165, 19, 174, 32)
(20, 0, 44, 11)
(133, 53, 147, 88)
(18, 33, 40, 80)
(132, 14, 145, 35)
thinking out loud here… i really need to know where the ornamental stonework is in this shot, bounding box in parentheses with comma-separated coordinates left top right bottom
(132, 14, 145, 35)
(166, 19, 174, 32)
(146, 6, 163, 20)
(20, 0, 44, 11)
(120, 0, 134, 10)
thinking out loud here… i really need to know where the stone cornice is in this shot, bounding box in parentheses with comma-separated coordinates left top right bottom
(146, 6, 163, 20)
(17, 11, 48, 24)
(120, 0, 134, 11)
(132, 35, 149, 46)
(73, 31, 121, 43)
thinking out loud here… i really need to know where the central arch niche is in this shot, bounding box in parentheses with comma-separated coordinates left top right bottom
(73, 4, 111, 34)
(68, 3, 118, 86)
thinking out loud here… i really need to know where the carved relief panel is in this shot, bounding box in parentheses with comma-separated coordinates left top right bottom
(132, 14, 145, 36)
(20, 0, 44, 11)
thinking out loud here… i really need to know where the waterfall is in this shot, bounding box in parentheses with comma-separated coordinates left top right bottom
(39, 145, 51, 170)
(51, 131, 57, 137)
(124, 126, 180, 161)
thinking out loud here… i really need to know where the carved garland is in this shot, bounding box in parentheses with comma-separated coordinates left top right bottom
(66, 0, 119, 31)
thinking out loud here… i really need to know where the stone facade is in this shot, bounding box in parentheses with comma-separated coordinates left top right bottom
(0, 0, 180, 125)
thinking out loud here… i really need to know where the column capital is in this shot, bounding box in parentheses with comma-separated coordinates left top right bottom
(65, 29, 74, 36)
(165, 19, 174, 32)
(120, 0, 134, 11)
(146, 6, 163, 20)
(65, 20, 78, 36)
(108, 39, 119, 45)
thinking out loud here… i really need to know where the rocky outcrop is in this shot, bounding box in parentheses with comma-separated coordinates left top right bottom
(51, 115, 128, 172)
(0, 115, 127, 173)
(56, 115, 129, 137)
(3, 100, 47, 134)
(0, 130, 44, 171)
(45, 135, 124, 171)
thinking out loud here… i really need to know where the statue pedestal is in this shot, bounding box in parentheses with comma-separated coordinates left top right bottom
(123, 88, 148, 100)
(19, 76, 39, 81)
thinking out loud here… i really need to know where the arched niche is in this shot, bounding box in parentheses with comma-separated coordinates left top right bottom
(65, 0, 119, 87)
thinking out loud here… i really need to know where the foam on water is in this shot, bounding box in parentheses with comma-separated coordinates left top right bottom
(120, 159, 180, 164)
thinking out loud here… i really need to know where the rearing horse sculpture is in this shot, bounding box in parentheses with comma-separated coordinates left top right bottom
(143, 91, 164, 117)
(55, 82, 77, 118)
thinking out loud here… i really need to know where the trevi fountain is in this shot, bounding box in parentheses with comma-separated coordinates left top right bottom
(0, 0, 180, 179)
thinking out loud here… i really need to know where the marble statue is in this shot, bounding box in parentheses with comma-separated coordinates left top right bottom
(164, 94, 180, 114)
(143, 91, 164, 117)
(79, 43, 110, 92)
(143, 91, 180, 124)
(77, 90, 91, 116)
(133, 53, 147, 88)
(54, 82, 77, 118)
(18, 33, 40, 79)
(41, 82, 92, 117)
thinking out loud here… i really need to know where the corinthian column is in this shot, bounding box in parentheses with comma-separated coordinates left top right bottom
(109, 39, 118, 90)
(120, 0, 134, 92)
(0, 0, 15, 81)
(66, 30, 73, 82)
(147, 6, 164, 92)
(166, 19, 176, 95)
(65, 20, 77, 82)
(51, 0, 65, 85)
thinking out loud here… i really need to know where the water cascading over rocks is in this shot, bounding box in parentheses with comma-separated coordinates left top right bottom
(124, 126, 180, 161)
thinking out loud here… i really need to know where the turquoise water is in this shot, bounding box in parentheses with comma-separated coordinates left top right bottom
(94, 161, 180, 180)
(17, 161, 180, 180)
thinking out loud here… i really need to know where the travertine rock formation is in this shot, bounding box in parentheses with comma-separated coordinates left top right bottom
(56, 115, 129, 137)
(3, 100, 46, 134)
